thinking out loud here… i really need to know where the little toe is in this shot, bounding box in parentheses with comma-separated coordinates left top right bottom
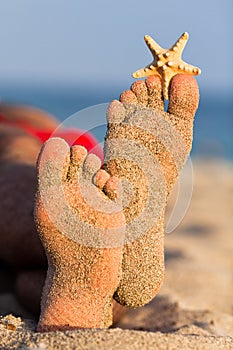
(93, 169, 110, 189)
(83, 153, 102, 181)
(37, 137, 70, 185)
(145, 76, 164, 111)
(130, 80, 148, 106)
(168, 74, 199, 120)
(106, 100, 126, 124)
(120, 90, 138, 104)
(68, 145, 87, 182)
(103, 176, 120, 200)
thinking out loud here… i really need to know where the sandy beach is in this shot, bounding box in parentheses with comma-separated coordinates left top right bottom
(0, 158, 232, 349)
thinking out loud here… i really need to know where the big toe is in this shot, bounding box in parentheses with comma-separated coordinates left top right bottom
(37, 137, 70, 184)
(168, 74, 199, 120)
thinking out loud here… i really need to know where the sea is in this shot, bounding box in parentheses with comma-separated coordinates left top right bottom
(0, 83, 232, 161)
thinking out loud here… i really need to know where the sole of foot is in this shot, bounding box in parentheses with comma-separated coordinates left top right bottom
(104, 75, 199, 307)
(35, 138, 125, 331)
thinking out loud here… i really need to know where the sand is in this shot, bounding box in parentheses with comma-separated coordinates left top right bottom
(0, 158, 232, 349)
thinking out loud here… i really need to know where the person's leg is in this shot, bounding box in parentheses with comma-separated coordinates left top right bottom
(0, 127, 46, 267)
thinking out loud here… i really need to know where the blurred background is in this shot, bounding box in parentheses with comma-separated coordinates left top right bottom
(0, 0, 232, 159)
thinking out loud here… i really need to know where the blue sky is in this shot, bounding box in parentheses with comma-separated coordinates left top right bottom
(0, 0, 232, 92)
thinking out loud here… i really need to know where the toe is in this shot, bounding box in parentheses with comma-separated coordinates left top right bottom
(68, 145, 87, 182)
(103, 176, 121, 200)
(83, 153, 102, 181)
(168, 74, 199, 120)
(93, 169, 110, 189)
(37, 137, 70, 185)
(120, 90, 137, 104)
(106, 100, 126, 124)
(145, 76, 164, 111)
(131, 80, 148, 106)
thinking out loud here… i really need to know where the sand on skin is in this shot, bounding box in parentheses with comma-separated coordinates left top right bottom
(0, 158, 232, 349)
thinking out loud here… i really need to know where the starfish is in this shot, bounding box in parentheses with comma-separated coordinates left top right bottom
(132, 32, 201, 100)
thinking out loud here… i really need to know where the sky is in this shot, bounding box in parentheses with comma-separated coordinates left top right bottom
(0, 0, 232, 93)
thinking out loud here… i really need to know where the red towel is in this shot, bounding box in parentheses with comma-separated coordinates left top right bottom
(0, 113, 103, 161)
